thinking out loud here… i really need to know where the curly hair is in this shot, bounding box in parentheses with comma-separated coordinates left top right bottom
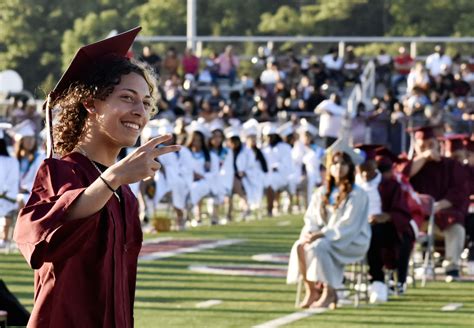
(320, 151, 355, 221)
(53, 55, 158, 156)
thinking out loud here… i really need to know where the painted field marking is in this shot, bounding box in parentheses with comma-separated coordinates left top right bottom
(189, 264, 286, 278)
(195, 300, 223, 308)
(142, 237, 173, 245)
(253, 308, 327, 328)
(277, 221, 291, 226)
(139, 239, 244, 261)
(441, 303, 463, 311)
(251, 253, 289, 264)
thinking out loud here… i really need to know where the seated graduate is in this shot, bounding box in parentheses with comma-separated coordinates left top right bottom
(463, 137, 474, 274)
(13, 28, 180, 327)
(356, 145, 414, 302)
(287, 137, 370, 309)
(400, 126, 469, 279)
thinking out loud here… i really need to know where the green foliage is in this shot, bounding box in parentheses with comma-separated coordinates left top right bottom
(61, 10, 138, 71)
(1, 0, 473, 94)
(388, 0, 474, 37)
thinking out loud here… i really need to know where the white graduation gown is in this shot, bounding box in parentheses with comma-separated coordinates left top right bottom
(262, 142, 293, 191)
(19, 151, 45, 203)
(184, 149, 219, 206)
(210, 147, 234, 204)
(0, 156, 20, 222)
(287, 186, 371, 288)
(234, 146, 265, 209)
(154, 148, 191, 210)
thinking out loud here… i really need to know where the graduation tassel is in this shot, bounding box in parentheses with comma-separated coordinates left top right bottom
(44, 94, 54, 158)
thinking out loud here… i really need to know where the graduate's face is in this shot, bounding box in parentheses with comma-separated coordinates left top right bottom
(210, 130, 224, 148)
(91, 72, 152, 148)
(358, 160, 377, 182)
(415, 138, 439, 155)
(330, 153, 349, 181)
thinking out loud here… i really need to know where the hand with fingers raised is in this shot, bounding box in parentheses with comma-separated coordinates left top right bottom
(103, 134, 181, 189)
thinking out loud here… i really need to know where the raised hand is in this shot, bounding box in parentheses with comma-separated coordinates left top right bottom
(105, 134, 181, 188)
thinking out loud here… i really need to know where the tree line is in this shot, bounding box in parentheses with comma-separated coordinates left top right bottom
(0, 0, 472, 95)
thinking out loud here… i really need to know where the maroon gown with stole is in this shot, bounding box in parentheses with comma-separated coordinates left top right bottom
(376, 175, 414, 268)
(401, 157, 469, 230)
(13, 152, 143, 327)
(379, 176, 414, 242)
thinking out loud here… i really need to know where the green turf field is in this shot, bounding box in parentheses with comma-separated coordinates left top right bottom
(1, 215, 473, 327)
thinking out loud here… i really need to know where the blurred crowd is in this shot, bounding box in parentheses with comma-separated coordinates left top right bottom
(0, 44, 473, 299)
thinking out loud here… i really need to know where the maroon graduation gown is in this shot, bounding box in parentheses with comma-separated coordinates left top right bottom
(379, 175, 414, 241)
(402, 157, 469, 230)
(13, 152, 143, 328)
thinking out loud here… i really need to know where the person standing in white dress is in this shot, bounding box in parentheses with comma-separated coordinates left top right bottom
(0, 123, 20, 247)
(261, 122, 293, 216)
(294, 120, 324, 208)
(287, 138, 370, 309)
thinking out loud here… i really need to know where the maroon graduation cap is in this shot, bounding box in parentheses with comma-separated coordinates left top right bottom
(374, 146, 402, 168)
(440, 134, 468, 153)
(465, 136, 474, 153)
(407, 125, 441, 141)
(354, 144, 384, 163)
(44, 26, 142, 157)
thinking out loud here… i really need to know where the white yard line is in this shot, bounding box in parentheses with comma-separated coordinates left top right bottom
(188, 263, 286, 278)
(253, 308, 327, 328)
(139, 239, 244, 261)
(277, 221, 291, 226)
(441, 303, 463, 311)
(142, 237, 173, 245)
(195, 300, 223, 308)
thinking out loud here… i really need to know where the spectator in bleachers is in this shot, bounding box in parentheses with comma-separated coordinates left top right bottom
(365, 97, 390, 145)
(426, 45, 452, 78)
(315, 93, 347, 147)
(287, 138, 370, 309)
(260, 61, 283, 87)
(213, 45, 239, 86)
(198, 99, 218, 123)
(342, 46, 363, 86)
(309, 63, 329, 90)
(207, 85, 226, 113)
(375, 49, 393, 89)
(406, 62, 430, 94)
(140, 45, 161, 75)
(322, 47, 344, 91)
(162, 46, 180, 79)
(392, 46, 414, 97)
(182, 48, 200, 78)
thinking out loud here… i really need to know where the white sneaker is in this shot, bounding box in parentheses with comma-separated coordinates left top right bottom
(369, 281, 388, 303)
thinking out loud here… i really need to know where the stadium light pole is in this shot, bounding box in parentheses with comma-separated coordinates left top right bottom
(186, 0, 196, 51)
